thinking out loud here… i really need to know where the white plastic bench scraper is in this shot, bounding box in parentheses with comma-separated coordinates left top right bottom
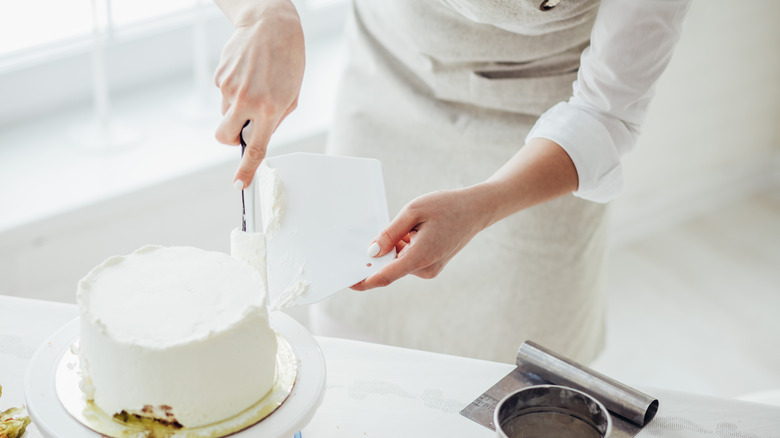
(258, 152, 395, 309)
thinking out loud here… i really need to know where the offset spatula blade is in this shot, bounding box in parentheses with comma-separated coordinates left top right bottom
(239, 122, 256, 233)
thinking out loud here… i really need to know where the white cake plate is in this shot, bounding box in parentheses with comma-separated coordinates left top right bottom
(24, 312, 325, 438)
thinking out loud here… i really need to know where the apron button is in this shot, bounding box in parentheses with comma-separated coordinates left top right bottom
(539, 0, 561, 11)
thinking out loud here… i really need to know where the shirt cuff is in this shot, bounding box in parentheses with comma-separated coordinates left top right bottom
(526, 102, 627, 203)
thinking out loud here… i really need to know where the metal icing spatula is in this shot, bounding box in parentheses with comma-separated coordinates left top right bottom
(257, 152, 396, 309)
(239, 122, 255, 233)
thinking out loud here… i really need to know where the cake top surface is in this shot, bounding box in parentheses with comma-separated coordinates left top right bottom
(78, 245, 268, 347)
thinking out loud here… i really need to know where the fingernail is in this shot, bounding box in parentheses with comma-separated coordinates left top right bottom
(367, 242, 380, 257)
(233, 179, 244, 191)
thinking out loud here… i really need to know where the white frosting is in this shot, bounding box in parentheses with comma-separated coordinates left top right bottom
(77, 245, 277, 428)
(230, 228, 268, 285)
(258, 161, 285, 237)
(270, 280, 310, 312)
(232, 228, 309, 311)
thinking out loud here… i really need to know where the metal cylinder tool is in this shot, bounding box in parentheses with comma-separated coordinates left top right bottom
(517, 341, 658, 427)
(461, 340, 659, 438)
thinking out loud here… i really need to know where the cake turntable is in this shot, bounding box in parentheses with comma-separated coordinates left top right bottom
(24, 312, 325, 438)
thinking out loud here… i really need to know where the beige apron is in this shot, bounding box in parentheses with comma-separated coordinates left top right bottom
(312, 0, 608, 364)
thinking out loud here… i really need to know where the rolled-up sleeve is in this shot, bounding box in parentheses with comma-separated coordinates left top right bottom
(526, 0, 692, 203)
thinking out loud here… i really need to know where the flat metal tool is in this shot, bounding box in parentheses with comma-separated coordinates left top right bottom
(239, 122, 255, 233)
(460, 341, 659, 438)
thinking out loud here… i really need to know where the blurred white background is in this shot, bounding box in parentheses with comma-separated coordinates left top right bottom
(0, 0, 778, 401)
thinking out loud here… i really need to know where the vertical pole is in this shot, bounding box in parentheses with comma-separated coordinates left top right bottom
(90, 0, 110, 136)
(192, 0, 210, 105)
(81, 0, 139, 151)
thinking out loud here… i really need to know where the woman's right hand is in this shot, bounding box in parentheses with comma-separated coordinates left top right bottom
(351, 186, 499, 291)
(213, 0, 305, 188)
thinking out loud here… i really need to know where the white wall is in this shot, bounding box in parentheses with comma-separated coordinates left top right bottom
(611, 0, 780, 243)
(2, 0, 779, 304)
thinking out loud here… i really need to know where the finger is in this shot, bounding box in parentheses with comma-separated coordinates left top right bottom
(221, 94, 231, 116)
(368, 209, 423, 258)
(354, 247, 429, 291)
(355, 238, 406, 291)
(215, 105, 245, 146)
(235, 118, 275, 187)
(352, 262, 409, 291)
(353, 238, 409, 291)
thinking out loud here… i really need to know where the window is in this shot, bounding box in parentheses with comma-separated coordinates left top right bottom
(0, 0, 349, 128)
(0, 1, 93, 57)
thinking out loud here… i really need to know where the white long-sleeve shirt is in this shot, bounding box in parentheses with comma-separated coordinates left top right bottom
(527, 0, 692, 203)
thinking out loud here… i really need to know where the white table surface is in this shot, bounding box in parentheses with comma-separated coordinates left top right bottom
(2, 295, 778, 438)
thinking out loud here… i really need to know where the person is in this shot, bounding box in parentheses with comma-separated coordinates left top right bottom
(213, 0, 691, 364)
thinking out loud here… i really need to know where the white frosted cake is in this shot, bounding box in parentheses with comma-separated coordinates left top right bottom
(77, 245, 277, 428)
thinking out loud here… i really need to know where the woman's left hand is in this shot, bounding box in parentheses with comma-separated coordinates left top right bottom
(351, 185, 498, 291)
(351, 137, 581, 291)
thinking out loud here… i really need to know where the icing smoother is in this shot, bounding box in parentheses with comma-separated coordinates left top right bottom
(77, 245, 277, 428)
(256, 159, 311, 310)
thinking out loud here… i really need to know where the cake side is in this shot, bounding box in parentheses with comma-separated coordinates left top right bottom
(79, 307, 277, 428)
(77, 245, 278, 428)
